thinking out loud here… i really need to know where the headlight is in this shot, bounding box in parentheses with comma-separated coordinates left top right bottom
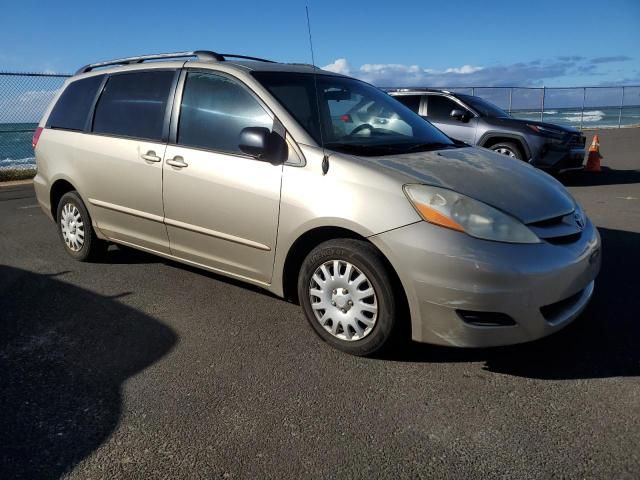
(527, 124, 564, 136)
(403, 184, 540, 244)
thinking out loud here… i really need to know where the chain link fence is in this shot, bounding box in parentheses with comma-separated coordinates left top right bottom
(439, 86, 640, 129)
(1, 72, 639, 174)
(0, 72, 70, 172)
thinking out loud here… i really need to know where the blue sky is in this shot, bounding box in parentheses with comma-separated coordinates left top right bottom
(1, 0, 639, 87)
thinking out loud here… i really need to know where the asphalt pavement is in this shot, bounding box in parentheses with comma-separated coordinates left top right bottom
(1, 128, 639, 479)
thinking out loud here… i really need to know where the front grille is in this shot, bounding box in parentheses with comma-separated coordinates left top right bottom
(527, 211, 583, 244)
(545, 232, 582, 245)
(529, 214, 565, 228)
(540, 288, 585, 323)
(568, 134, 586, 147)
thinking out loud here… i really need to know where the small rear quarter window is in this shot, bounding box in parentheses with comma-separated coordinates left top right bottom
(46, 75, 104, 131)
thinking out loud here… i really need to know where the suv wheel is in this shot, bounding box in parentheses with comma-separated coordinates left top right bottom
(297, 239, 398, 356)
(490, 141, 524, 160)
(56, 191, 106, 261)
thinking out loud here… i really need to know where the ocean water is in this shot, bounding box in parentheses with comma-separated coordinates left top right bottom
(511, 106, 640, 129)
(0, 123, 38, 170)
(1, 107, 639, 169)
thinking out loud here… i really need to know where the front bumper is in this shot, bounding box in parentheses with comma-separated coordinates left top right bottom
(370, 220, 601, 347)
(529, 136, 586, 171)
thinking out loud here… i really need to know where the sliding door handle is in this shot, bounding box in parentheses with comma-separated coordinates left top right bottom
(141, 150, 161, 162)
(166, 156, 188, 168)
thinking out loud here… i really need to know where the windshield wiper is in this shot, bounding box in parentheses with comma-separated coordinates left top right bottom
(324, 142, 411, 156)
(403, 142, 461, 153)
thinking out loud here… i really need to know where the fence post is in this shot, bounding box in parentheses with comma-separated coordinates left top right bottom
(508, 88, 512, 114)
(471, 87, 475, 96)
(580, 87, 586, 130)
(618, 86, 625, 128)
(540, 87, 545, 121)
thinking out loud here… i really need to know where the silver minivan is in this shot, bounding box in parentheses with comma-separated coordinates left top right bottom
(33, 51, 601, 356)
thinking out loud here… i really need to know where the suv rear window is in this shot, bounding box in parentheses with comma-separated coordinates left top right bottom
(393, 95, 421, 114)
(92, 70, 175, 142)
(46, 75, 105, 131)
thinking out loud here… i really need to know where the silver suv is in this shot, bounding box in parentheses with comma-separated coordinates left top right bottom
(388, 89, 587, 172)
(33, 51, 600, 356)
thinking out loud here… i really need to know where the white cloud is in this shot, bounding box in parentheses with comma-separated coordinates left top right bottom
(322, 58, 489, 86)
(320, 57, 603, 87)
(322, 58, 351, 75)
(444, 65, 484, 74)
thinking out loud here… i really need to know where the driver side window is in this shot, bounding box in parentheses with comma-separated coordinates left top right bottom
(178, 72, 273, 154)
(325, 89, 413, 140)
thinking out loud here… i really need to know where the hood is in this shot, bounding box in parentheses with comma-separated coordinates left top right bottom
(371, 146, 575, 224)
(484, 116, 580, 134)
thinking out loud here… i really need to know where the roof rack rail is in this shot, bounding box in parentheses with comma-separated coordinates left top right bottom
(75, 50, 277, 74)
(75, 51, 223, 74)
(383, 87, 451, 94)
(285, 63, 321, 69)
(220, 53, 276, 63)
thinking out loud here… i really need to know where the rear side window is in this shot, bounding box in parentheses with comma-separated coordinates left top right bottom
(427, 95, 467, 120)
(46, 75, 104, 131)
(178, 72, 272, 154)
(394, 95, 422, 114)
(93, 70, 175, 141)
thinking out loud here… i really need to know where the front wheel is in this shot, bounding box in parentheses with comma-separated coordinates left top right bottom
(490, 141, 524, 160)
(297, 239, 399, 356)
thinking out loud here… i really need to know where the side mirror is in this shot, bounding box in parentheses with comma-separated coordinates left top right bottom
(450, 109, 470, 122)
(239, 127, 287, 163)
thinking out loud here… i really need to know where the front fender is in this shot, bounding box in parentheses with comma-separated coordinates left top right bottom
(478, 131, 532, 159)
(269, 146, 421, 296)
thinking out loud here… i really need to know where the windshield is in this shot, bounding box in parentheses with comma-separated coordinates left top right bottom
(458, 94, 510, 118)
(252, 72, 459, 156)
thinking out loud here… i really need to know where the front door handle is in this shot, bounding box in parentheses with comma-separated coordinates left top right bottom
(166, 156, 188, 168)
(141, 150, 161, 162)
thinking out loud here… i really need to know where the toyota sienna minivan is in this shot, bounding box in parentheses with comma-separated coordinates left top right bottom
(32, 51, 601, 356)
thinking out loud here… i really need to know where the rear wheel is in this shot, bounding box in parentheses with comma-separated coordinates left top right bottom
(56, 191, 107, 261)
(490, 141, 524, 160)
(297, 239, 398, 356)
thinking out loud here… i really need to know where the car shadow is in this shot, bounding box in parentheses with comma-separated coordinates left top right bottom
(0, 265, 177, 479)
(559, 167, 640, 187)
(92, 244, 160, 265)
(160, 258, 284, 300)
(381, 227, 640, 380)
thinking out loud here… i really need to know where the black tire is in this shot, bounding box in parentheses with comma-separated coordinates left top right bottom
(297, 238, 399, 356)
(490, 141, 524, 160)
(56, 191, 107, 262)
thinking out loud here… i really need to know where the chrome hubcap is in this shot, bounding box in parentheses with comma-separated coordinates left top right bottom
(309, 260, 378, 341)
(60, 203, 85, 252)
(494, 147, 516, 158)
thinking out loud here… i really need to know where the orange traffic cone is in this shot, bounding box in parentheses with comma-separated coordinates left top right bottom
(585, 134, 602, 172)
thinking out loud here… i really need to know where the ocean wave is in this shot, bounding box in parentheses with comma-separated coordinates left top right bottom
(561, 110, 606, 117)
(0, 157, 36, 169)
(562, 111, 605, 123)
(543, 110, 557, 115)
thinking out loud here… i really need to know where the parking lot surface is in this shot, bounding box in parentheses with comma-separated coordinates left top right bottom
(1, 129, 639, 479)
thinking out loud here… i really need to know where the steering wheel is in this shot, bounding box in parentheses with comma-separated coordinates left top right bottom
(347, 123, 374, 137)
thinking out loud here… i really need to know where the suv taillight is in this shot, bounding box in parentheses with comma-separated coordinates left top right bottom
(32, 127, 43, 149)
